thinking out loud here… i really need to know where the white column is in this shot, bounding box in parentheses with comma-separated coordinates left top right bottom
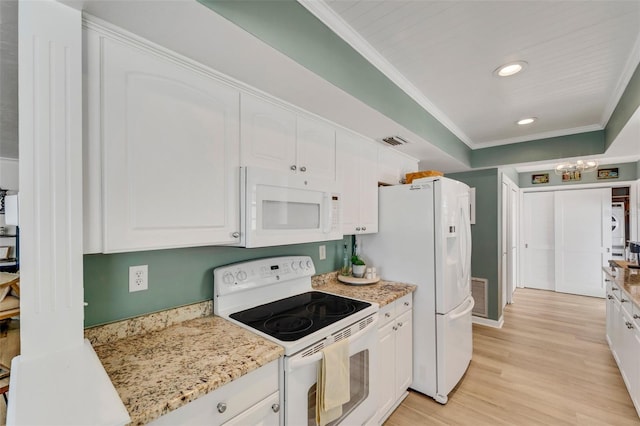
(18, 0, 84, 358)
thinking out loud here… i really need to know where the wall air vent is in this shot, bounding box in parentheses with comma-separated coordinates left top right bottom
(382, 136, 410, 146)
(471, 277, 488, 318)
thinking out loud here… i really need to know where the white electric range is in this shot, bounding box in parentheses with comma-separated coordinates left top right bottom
(213, 256, 379, 426)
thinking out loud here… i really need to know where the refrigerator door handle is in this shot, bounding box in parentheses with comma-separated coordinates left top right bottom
(449, 297, 475, 320)
(459, 199, 472, 284)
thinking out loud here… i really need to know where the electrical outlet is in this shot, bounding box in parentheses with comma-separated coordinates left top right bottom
(129, 265, 148, 292)
(319, 245, 326, 260)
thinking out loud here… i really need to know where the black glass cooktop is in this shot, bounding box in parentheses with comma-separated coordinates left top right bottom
(230, 291, 371, 341)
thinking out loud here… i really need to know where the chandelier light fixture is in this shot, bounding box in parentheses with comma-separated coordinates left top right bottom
(554, 159, 599, 176)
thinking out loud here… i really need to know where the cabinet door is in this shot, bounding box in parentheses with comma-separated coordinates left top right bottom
(377, 147, 418, 185)
(240, 93, 296, 172)
(376, 320, 396, 421)
(337, 131, 362, 234)
(633, 321, 640, 412)
(222, 392, 280, 426)
(101, 38, 240, 252)
(395, 309, 413, 394)
(296, 115, 336, 180)
(337, 131, 378, 234)
(358, 141, 379, 234)
(606, 291, 615, 347)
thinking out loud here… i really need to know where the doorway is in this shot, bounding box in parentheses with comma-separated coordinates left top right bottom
(521, 186, 614, 298)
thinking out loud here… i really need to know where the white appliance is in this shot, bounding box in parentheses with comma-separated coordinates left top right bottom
(214, 256, 379, 425)
(361, 176, 473, 404)
(235, 167, 342, 247)
(611, 202, 625, 258)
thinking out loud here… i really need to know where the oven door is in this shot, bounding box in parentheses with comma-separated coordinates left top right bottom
(284, 315, 378, 426)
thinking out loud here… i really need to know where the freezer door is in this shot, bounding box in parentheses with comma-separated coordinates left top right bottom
(436, 178, 472, 313)
(435, 295, 474, 404)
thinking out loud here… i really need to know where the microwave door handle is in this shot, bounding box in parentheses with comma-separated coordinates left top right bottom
(287, 315, 379, 371)
(322, 192, 331, 233)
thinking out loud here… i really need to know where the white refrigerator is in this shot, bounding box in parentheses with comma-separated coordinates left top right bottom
(361, 176, 474, 404)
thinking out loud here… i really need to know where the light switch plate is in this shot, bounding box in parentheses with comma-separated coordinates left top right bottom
(319, 245, 326, 260)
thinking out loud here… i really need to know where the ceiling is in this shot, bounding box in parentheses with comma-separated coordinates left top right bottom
(302, 0, 640, 151)
(10, 0, 640, 173)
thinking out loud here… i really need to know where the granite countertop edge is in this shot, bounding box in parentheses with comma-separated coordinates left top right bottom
(91, 314, 284, 426)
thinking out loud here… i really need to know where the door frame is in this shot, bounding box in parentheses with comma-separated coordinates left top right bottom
(519, 180, 638, 296)
(500, 173, 519, 308)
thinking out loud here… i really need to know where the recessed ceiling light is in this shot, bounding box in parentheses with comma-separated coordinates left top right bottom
(517, 117, 537, 125)
(494, 61, 528, 77)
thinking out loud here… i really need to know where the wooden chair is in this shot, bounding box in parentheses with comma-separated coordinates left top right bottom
(0, 273, 19, 322)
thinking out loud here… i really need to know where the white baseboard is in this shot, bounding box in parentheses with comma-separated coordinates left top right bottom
(472, 315, 504, 328)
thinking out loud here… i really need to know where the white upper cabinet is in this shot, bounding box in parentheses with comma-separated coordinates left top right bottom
(296, 115, 336, 180)
(337, 131, 378, 234)
(377, 146, 418, 185)
(84, 26, 240, 253)
(240, 94, 296, 171)
(241, 93, 336, 180)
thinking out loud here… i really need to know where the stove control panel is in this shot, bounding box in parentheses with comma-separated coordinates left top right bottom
(213, 256, 316, 297)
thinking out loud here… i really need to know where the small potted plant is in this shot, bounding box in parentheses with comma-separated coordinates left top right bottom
(351, 254, 366, 278)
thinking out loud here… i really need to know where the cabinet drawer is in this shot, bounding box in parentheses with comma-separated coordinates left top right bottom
(379, 302, 396, 327)
(395, 294, 413, 316)
(149, 360, 279, 426)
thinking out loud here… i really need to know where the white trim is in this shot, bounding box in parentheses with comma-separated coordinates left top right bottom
(601, 33, 640, 126)
(521, 179, 637, 193)
(297, 0, 473, 148)
(473, 315, 504, 328)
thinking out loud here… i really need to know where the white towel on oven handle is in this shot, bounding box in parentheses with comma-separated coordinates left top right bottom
(316, 338, 350, 426)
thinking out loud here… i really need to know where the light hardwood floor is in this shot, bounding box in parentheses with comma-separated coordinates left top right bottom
(385, 288, 640, 426)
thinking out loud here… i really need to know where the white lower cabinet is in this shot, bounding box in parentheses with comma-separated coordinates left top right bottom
(149, 360, 280, 426)
(605, 277, 640, 417)
(374, 293, 413, 424)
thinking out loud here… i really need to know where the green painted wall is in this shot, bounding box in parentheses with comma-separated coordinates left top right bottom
(84, 238, 351, 327)
(518, 161, 638, 188)
(606, 63, 640, 150)
(447, 169, 500, 321)
(198, 0, 471, 165)
(471, 131, 605, 169)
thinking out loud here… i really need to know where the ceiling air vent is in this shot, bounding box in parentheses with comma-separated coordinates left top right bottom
(382, 136, 410, 146)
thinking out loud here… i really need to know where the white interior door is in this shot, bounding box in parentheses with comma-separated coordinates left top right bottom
(521, 192, 555, 290)
(555, 188, 611, 298)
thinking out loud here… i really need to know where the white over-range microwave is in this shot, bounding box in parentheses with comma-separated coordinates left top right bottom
(234, 167, 342, 248)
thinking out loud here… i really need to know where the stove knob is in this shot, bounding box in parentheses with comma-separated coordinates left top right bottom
(291, 261, 298, 270)
(236, 270, 248, 281)
(299, 260, 305, 270)
(306, 260, 312, 269)
(222, 272, 234, 284)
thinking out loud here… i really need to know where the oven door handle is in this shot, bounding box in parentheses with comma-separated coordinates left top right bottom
(287, 316, 378, 371)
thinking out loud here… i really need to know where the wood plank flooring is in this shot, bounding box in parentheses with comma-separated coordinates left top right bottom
(385, 288, 640, 426)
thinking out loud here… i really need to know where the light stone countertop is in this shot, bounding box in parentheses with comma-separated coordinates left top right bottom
(603, 266, 640, 308)
(312, 271, 416, 306)
(89, 273, 415, 425)
(91, 315, 284, 426)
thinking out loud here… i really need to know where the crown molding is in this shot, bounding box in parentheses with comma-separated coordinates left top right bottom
(600, 32, 640, 126)
(472, 124, 604, 149)
(297, 0, 473, 148)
